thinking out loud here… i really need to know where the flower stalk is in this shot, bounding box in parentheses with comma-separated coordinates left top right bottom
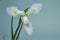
(11, 16, 14, 40)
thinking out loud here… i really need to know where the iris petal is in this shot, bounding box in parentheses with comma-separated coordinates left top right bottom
(6, 6, 24, 16)
(21, 16, 33, 35)
(28, 3, 42, 14)
(6, 6, 18, 16)
(24, 22, 33, 35)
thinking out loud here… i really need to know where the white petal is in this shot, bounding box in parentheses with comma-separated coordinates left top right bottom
(21, 16, 29, 23)
(28, 3, 42, 14)
(24, 23, 33, 35)
(17, 10, 24, 15)
(6, 6, 18, 16)
(21, 16, 33, 35)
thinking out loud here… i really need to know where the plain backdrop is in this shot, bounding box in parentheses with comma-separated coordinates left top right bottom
(0, 0, 60, 40)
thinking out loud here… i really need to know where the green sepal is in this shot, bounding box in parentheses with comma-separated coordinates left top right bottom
(24, 7, 29, 12)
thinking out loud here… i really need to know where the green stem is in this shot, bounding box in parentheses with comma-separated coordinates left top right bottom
(16, 22, 23, 40)
(13, 16, 22, 40)
(11, 16, 14, 40)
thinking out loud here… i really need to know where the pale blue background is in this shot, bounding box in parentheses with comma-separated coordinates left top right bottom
(0, 0, 60, 40)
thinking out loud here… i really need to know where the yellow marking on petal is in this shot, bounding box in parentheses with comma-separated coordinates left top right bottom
(32, 8, 36, 13)
(13, 9, 17, 14)
(25, 23, 29, 28)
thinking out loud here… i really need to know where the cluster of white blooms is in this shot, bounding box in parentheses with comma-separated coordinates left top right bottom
(6, 3, 42, 35)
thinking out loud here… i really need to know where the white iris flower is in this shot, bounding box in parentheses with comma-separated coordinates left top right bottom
(6, 3, 42, 35)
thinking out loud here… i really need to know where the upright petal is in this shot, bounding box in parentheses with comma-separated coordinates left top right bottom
(28, 3, 42, 14)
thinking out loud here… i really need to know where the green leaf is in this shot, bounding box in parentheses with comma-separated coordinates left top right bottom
(13, 16, 22, 40)
(16, 22, 23, 40)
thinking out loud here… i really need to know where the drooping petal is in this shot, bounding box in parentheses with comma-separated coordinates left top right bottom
(24, 22, 33, 35)
(28, 3, 42, 14)
(21, 16, 33, 35)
